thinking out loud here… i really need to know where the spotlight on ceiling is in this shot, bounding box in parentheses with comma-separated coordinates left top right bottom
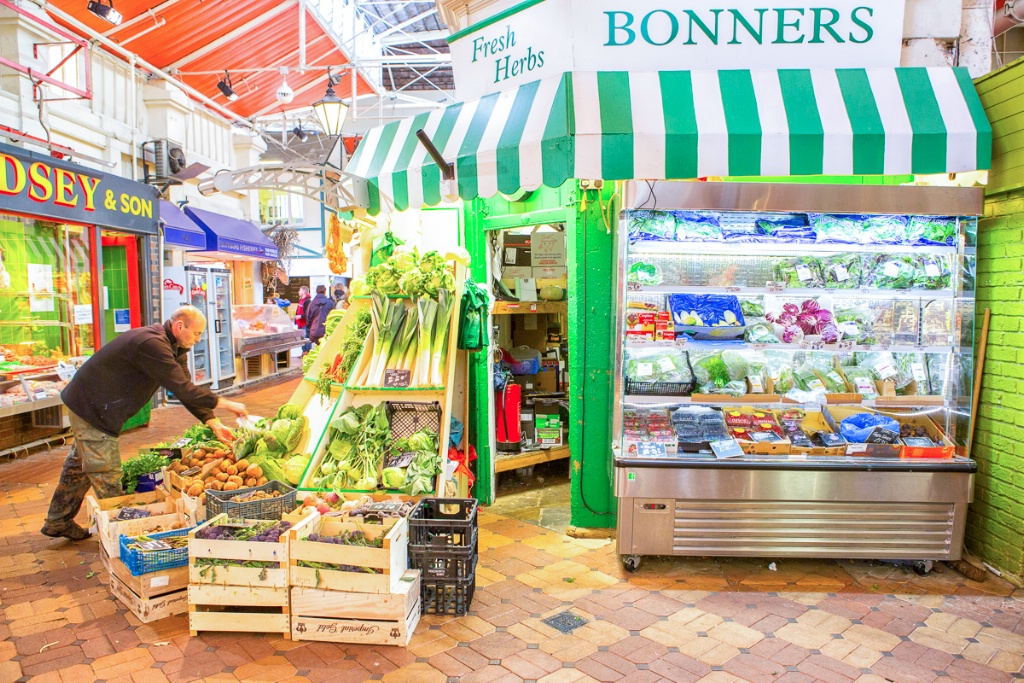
(292, 126, 309, 143)
(87, 0, 122, 25)
(217, 71, 239, 101)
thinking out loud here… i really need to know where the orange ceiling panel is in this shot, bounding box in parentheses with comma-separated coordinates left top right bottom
(47, 0, 373, 119)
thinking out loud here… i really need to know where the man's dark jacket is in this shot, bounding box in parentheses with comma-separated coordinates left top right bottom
(61, 321, 218, 436)
(305, 293, 335, 340)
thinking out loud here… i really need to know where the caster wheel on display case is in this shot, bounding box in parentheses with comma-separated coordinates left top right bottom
(913, 560, 934, 576)
(623, 555, 641, 573)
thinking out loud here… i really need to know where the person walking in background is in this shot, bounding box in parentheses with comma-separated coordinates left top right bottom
(295, 285, 311, 336)
(305, 284, 335, 348)
(42, 306, 247, 541)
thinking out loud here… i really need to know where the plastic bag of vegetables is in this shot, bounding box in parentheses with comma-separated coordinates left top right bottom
(692, 353, 731, 388)
(756, 216, 817, 243)
(834, 304, 877, 345)
(864, 254, 916, 289)
(842, 366, 879, 399)
(672, 211, 723, 242)
(625, 348, 692, 384)
(721, 350, 749, 382)
(699, 380, 748, 397)
(628, 211, 676, 242)
(764, 354, 796, 393)
(914, 255, 952, 290)
(744, 322, 779, 344)
(774, 257, 824, 288)
(907, 216, 957, 247)
(821, 253, 862, 289)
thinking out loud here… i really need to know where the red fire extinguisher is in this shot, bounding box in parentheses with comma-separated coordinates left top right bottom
(495, 375, 522, 453)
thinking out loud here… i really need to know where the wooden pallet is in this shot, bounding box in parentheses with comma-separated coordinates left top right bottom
(289, 515, 408, 594)
(290, 570, 420, 645)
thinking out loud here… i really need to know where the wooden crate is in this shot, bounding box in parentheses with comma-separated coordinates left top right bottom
(290, 570, 420, 645)
(187, 513, 313, 638)
(188, 584, 291, 638)
(108, 571, 188, 624)
(289, 515, 408, 594)
(162, 458, 224, 498)
(88, 502, 187, 560)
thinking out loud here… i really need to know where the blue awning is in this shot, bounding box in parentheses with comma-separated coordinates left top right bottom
(160, 201, 208, 250)
(184, 207, 279, 260)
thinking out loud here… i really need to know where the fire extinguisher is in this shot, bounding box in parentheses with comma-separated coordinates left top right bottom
(495, 370, 522, 452)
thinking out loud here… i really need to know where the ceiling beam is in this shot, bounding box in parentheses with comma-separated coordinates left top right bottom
(375, 7, 439, 41)
(165, 0, 298, 71)
(103, 0, 182, 37)
(379, 29, 449, 46)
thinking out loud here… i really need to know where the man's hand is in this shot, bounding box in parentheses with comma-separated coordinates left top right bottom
(206, 419, 235, 444)
(217, 398, 248, 418)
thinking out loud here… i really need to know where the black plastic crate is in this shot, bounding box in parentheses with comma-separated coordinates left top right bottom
(625, 378, 695, 396)
(205, 480, 296, 520)
(409, 498, 477, 548)
(409, 527, 478, 580)
(421, 576, 475, 615)
(386, 402, 441, 440)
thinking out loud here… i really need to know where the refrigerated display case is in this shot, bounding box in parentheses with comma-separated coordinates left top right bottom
(231, 304, 303, 374)
(613, 182, 981, 572)
(184, 265, 235, 389)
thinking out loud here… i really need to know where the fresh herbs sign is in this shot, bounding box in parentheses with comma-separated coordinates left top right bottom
(448, 0, 906, 100)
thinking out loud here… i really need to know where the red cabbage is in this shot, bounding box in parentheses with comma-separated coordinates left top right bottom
(797, 312, 818, 334)
(820, 323, 839, 344)
(801, 299, 821, 314)
(782, 325, 804, 344)
(783, 303, 800, 316)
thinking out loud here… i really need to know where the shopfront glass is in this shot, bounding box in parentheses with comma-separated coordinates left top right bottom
(0, 213, 93, 363)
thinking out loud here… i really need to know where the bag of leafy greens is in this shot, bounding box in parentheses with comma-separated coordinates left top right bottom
(628, 211, 676, 242)
(775, 256, 824, 288)
(842, 366, 879, 399)
(625, 348, 693, 384)
(914, 255, 952, 290)
(907, 216, 958, 247)
(821, 253, 862, 289)
(864, 254, 916, 289)
(673, 212, 723, 242)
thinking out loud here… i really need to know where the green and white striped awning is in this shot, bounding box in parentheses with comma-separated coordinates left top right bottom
(347, 68, 992, 214)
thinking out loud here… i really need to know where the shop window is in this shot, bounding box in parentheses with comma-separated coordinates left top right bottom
(258, 189, 305, 226)
(45, 43, 85, 96)
(0, 214, 94, 362)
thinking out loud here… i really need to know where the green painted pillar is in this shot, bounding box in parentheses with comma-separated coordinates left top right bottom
(567, 185, 618, 528)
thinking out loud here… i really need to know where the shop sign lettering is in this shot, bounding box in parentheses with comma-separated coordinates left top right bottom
(0, 142, 159, 234)
(449, 0, 905, 101)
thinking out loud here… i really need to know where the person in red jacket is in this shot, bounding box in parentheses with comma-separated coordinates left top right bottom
(42, 306, 248, 541)
(295, 286, 311, 334)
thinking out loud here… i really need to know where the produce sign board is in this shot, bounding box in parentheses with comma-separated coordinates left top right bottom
(289, 514, 409, 594)
(290, 570, 420, 645)
(383, 369, 411, 388)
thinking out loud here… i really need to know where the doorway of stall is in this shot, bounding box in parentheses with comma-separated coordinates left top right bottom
(101, 232, 150, 429)
(487, 224, 571, 522)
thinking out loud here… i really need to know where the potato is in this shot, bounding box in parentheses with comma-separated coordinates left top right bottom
(246, 464, 263, 479)
(186, 483, 204, 497)
(227, 475, 244, 486)
(211, 481, 224, 491)
(223, 482, 239, 491)
(235, 459, 250, 471)
(215, 472, 229, 482)
(214, 449, 229, 458)
(256, 476, 268, 486)
(204, 480, 216, 490)
(244, 477, 257, 488)
(194, 449, 206, 458)
(225, 465, 238, 476)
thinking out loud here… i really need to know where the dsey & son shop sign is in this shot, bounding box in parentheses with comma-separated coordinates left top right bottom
(448, 0, 907, 100)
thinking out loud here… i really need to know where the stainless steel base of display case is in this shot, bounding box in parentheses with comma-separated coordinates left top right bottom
(615, 461, 974, 562)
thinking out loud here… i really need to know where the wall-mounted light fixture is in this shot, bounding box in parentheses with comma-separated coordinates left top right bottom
(217, 71, 239, 101)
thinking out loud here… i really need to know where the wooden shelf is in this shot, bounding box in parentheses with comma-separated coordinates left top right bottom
(495, 445, 570, 473)
(493, 300, 567, 316)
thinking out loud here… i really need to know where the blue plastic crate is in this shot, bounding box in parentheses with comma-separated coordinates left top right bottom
(118, 526, 194, 576)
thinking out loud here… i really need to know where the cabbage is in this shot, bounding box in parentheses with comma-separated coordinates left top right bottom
(382, 467, 406, 489)
(351, 277, 370, 297)
(284, 455, 311, 486)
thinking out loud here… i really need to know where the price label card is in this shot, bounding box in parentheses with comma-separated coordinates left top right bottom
(383, 369, 411, 388)
(181, 466, 202, 477)
(838, 340, 855, 351)
(725, 286, 741, 293)
(866, 427, 901, 444)
(752, 343, 768, 351)
(116, 507, 152, 521)
(657, 357, 676, 372)
(710, 439, 745, 459)
(750, 431, 783, 443)
(832, 264, 850, 282)
(925, 263, 941, 277)
(55, 362, 76, 381)
(883, 262, 901, 278)
(636, 362, 654, 378)
(796, 264, 813, 282)
(847, 443, 868, 454)
(627, 282, 643, 292)
(636, 442, 669, 458)
(385, 452, 416, 469)
(135, 539, 173, 552)
(766, 281, 785, 292)
(220, 519, 257, 528)
(911, 362, 928, 383)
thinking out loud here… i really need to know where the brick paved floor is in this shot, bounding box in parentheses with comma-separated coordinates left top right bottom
(1, 375, 1022, 683)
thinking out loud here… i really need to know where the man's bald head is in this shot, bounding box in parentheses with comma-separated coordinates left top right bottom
(169, 306, 207, 349)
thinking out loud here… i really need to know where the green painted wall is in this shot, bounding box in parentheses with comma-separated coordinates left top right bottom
(969, 59, 1024, 584)
(464, 182, 617, 527)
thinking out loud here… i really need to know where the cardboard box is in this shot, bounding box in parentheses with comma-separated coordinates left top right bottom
(893, 412, 956, 459)
(535, 399, 563, 446)
(516, 278, 538, 301)
(531, 232, 565, 260)
(502, 265, 532, 279)
(823, 406, 903, 458)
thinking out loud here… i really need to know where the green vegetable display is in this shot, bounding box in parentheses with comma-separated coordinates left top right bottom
(121, 452, 170, 494)
(821, 253, 862, 288)
(313, 403, 391, 491)
(302, 344, 320, 374)
(774, 256, 824, 288)
(336, 308, 373, 385)
(864, 255, 916, 289)
(625, 349, 691, 383)
(693, 354, 731, 388)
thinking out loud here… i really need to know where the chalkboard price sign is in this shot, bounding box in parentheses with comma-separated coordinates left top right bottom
(116, 507, 153, 521)
(866, 427, 901, 445)
(385, 452, 416, 469)
(383, 369, 411, 388)
(635, 442, 668, 458)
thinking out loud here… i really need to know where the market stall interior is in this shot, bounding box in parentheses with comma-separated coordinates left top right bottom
(614, 181, 979, 574)
(490, 225, 571, 492)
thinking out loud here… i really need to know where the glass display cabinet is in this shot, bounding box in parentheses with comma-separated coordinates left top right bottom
(613, 182, 981, 573)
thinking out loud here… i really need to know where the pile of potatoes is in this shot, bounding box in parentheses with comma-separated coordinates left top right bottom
(167, 446, 268, 501)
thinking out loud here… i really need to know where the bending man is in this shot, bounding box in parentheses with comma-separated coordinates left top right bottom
(42, 305, 247, 541)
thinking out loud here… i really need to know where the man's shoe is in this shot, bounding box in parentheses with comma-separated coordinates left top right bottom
(41, 522, 92, 541)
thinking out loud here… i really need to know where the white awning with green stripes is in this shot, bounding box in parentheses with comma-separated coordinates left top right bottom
(347, 68, 992, 215)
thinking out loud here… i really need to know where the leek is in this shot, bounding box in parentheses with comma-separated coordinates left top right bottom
(389, 304, 418, 371)
(369, 294, 406, 385)
(430, 289, 455, 386)
(414, 297, 438, 386)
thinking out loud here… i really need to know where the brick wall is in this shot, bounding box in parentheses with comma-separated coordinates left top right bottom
(972, 58, 1024, 584)
(0, 413, 63, 453)
(968, 189, 1024, 583)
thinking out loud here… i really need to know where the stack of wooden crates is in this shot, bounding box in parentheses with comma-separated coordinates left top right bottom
(288, 512, 421, 645)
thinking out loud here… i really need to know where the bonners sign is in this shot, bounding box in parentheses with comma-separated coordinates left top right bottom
(0, 142, 159, 234)
(448, 0, 906, 101)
